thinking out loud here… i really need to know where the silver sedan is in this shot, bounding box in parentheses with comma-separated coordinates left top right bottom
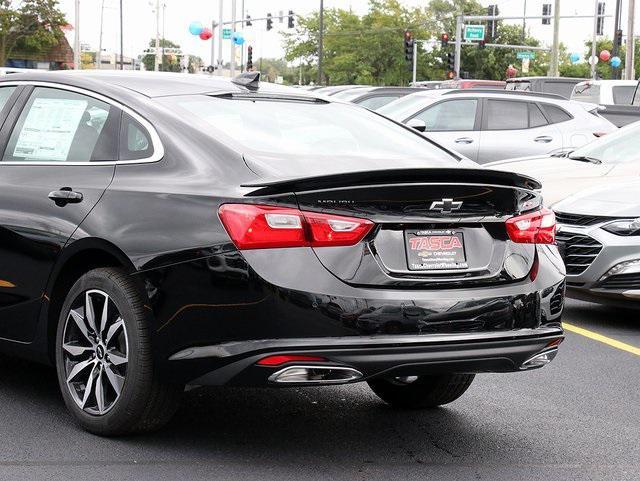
(553, 181, 640, 306)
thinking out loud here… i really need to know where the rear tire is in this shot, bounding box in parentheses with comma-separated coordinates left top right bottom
(55, 267, 183, 436)
(368, 373, 475, 409)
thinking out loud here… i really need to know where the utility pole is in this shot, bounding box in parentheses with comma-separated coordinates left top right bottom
(318, 0, 324, 85)
(217, 0, 224, 75)
(412, 40, 418, 84)
(97, 0, 105, 69)
(626, 0, 636, 79)
(230, 0, 236, 76)
(591, 0, 599, 79)
(612, 0, 623, 79)
(119, 0, 124, 70)
(522, 0, 527, 42)
(454, 15, 462, 78)
(154, 0, 161, 71)
(73, 0, 80, 69)
(162, 3, 166, 70)
(240, 0, 245, 72)
(549, 0, 560, 77)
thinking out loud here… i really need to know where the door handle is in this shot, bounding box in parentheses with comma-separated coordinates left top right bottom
(534, 136, 553, 143)
(454, 137, 474, 144)
(48, 188, 83, 206)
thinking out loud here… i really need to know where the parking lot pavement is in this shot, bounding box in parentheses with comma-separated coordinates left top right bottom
(0, 298, 637, 481)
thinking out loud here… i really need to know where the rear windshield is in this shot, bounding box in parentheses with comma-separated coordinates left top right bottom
(572, 83, 600, 104)
(612, 85, 635, 104)
(542, 81, 577, 99)
(160, 95, 458, 162)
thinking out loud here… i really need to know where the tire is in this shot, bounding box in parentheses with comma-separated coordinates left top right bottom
(368, 373, 475, 409)
(55, 267, 183, 436)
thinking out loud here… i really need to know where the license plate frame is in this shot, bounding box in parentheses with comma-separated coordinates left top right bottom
(404, 229, 468, 271)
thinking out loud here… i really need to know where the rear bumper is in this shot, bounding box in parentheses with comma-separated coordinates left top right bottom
(174, 327, 564, 386)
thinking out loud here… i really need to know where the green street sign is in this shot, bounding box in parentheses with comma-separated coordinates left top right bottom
(223, 28, 232, 39)
(464, 25, 485, 41)
(517, 51, 536, 60)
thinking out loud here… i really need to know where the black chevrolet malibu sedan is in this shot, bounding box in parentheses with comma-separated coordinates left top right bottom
(0, 71, 565, 436)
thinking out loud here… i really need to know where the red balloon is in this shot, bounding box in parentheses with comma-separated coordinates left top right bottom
(599, 50, 611, 62)
(199, 28, 212, 40)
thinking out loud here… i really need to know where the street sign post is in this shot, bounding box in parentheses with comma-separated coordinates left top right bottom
(517, 51, 536, 60)
(222, 28, 232, 39)
(463, 25, 485, 41)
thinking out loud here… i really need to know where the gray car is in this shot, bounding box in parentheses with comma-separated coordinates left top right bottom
(378, 89, 616, 164)
(553, 181, 640, 306)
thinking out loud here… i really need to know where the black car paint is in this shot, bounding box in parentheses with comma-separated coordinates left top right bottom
(0, 72, 565, 386)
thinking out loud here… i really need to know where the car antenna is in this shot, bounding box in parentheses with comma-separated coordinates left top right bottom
(232, 71, 260, 91)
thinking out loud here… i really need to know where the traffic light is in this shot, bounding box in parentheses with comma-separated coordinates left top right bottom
(596, 2, 605, 36)
(446, 52, 455, 73)
(616, 29, 623, 46)
(487, 4, 499, 40)
(247, 46, 253, 70)
(542, 3, 551, 25)
(404, 30, 414, 63)
(288, 10, 294, 29)
(245, 14, 252, 27)
(478, 39, 486, 49)
(440, 33, 449, 48)
(266, 13, 273, 31)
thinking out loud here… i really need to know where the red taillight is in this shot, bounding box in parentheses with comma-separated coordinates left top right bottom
(256, 355, 327, 366)
(505, 208, 556, 245)
(218, 204, 374, 250)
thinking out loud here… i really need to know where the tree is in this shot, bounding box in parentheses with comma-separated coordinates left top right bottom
(142, 38, 183, 72)
(0, 0, 67, 67)
(283, 0, 546, 85)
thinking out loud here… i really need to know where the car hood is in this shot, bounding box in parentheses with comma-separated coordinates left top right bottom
(553, 180, 640, 217)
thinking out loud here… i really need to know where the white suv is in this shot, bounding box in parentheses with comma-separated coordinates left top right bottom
(378, 89, 616, 164)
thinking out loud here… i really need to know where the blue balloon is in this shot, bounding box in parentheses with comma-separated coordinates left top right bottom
(611, 56, 622, 68)
(232, 32, 245, 45)
(189, 21, 204, 36)
(570, 52, 581, 64)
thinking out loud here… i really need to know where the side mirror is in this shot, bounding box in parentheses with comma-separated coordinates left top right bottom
(406, 118, 427, 132)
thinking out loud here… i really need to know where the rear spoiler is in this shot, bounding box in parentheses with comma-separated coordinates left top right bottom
(241, 168, 542, 196)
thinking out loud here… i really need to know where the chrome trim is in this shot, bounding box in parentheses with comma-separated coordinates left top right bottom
(168, 326, 564, 361)
(0, 80, 164, 166)
(267, 365, 363, 384)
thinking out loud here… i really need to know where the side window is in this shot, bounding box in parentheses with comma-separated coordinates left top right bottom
(485, 100, 528, 130)
(540, 104, 573, 124)
(120, 112, 153, 161)
(2, 87, 118, 162)
(612, 86, 635, 105)
(0, 86, 16, 112)
(412, 99, 478, 131)
(529, 103, 548, 128)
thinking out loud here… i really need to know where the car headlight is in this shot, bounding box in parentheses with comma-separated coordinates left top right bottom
(602, 218, 640, 236)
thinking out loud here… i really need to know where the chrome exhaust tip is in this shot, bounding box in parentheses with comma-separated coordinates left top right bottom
(268, 365, 363, 384)
(520, 347, 559, 370)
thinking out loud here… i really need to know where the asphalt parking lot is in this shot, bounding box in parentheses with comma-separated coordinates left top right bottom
(0, 298, 637, 481)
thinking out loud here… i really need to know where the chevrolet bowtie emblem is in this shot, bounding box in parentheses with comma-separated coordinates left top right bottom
(429, 198, 463, 214)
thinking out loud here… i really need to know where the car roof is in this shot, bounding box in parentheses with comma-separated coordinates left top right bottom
(506, 76, 585, 82)
(573, 79, 638, 86)
(0, 70, 312, 99)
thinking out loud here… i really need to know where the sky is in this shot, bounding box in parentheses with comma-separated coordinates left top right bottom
(57, 0, 639, 67)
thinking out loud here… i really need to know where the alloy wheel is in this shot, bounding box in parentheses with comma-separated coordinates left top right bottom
(62, 289, 129, 415)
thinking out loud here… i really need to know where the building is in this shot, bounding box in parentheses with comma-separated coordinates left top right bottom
(6, 35, 74, 70)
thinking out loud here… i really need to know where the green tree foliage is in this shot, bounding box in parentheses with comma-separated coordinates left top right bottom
(559, 38, 640, 79)
(142, 38, 183, 72)
(283, 0, 549, 85)
(0, 0, 67, 66)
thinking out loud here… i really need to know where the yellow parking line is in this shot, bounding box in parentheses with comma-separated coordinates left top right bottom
(563, 322, 640, 357)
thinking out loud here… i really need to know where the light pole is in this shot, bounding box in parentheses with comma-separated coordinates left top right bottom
(318, 0, 324, 85)
(625, 0, 636, 80)
(97, 0, 105, 69)
(74, 0, 80, 69)
(154, 0, 161, 71)
(119, 0, 124, 70)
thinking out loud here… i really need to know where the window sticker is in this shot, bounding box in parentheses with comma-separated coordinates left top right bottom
(14, 98, 88, 161)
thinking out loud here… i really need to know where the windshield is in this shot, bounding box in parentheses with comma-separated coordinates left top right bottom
(378, 93, 440, 121)
(159, 95, 458, 162)
(570, 121, 640, 164)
